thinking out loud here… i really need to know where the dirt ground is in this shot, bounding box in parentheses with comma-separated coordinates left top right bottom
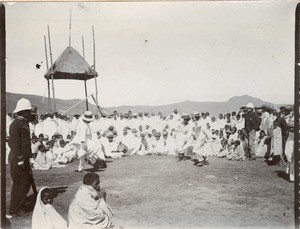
(5, 155, 294, 229)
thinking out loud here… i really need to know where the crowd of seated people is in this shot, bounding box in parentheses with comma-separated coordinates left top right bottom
(6, 102, 295, 181)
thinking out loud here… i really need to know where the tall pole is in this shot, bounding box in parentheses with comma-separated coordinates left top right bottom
(82, 36, 85, 59)
(44, 35, 51, 112)
(48, 25, 56, 111)
(92, 26, 99, 104)
(84, 78, 89, 111)
(69, 8, 72, 47)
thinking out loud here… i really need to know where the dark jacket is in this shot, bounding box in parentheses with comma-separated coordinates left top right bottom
(8, 116, 32, 162)
(278, 116, 289, 141)
(244, 111, 260, 133)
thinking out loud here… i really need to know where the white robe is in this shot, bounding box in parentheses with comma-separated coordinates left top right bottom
(32, 187, 67, 229)
(43, 118, 59, 138)
(68, 185, 113, 229)
(271, 127, 282, 156)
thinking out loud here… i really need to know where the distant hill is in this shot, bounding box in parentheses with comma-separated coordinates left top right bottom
(6, 92, 281, 117)
(6, 92, 98, 115)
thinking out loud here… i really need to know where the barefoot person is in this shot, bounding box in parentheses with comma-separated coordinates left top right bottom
(68, 172, 113, 229)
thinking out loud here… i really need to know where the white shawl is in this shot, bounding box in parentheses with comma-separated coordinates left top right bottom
(32, 187, 67, 229)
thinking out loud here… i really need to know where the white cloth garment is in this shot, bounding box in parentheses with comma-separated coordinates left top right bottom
(68, 185, 113, 229)
(32, 187, 67, 229)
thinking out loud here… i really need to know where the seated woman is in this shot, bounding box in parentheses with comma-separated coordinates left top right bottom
(32, 187, 67, 229)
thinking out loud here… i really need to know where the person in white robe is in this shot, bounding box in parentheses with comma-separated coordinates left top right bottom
(192, 129, 210, 164)
(227, 127, 238, 146)
(234, 114, 245, 131)
(211, 132, 222, 156)
(194, 127, 214, 158)
(176, 114, 194, 159)
(71, 111, 105, 172)
(102, 132, 122, 158)
(191, 113, 202, 141)
(216, 113, 226, 131)
(68, 173, 113, 229)
(166, 109, 181, 122)
(34, 118, 44, 137)
(268, 120, 282, 165)
(226, 140, 245, 161)
(33, 144, 52, 170)
(59, 116, 71, 140)
(71, 114, 81, 132)
(166, 115, 178, 131)
(260, 106, 271, 133)
(31, 136, 40, 158)
(161, 131, 177, 155)
(285, 116, 294, 182)
(120, 129, 140, 156)
(255, 130, 268, 158)
(135, 133, 149, 156)
(43, 113, 60, 139)
(216, 139, 229, 158)
(53, 140, 74, 164)
(32, 187, 67, 229)
(149, 132, 165, 155)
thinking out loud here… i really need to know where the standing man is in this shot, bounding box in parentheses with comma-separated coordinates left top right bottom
(71, 111, 106, 172)
(278, 106, 291, 162)
(244, 102, 260, 160)
(8, 98, 36, 217)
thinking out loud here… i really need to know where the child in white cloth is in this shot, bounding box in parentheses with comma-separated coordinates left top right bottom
(32, 187, 67, 229)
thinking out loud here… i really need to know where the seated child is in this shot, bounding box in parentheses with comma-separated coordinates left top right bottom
(255, 130, 268, 158)
(135, 133, 149, 156)
(217, 139, 229, 158)
(226, 140, 245, 161)
(32, 187, 67, 229)
(33, 144, 52, 170)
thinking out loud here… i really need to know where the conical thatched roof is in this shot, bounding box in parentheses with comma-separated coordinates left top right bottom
(44, 46, 98, 80)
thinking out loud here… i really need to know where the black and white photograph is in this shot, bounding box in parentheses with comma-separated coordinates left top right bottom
(1, 1, 299, 228)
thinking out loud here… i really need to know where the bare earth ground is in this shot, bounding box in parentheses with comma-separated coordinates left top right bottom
(6, 156, 294, 229)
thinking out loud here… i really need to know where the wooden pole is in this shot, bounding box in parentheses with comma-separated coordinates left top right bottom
(82, 36, 85, 59)
(44, 35, 51, 112)
(69, 8, 72, 47)
(92, 26, 99, 104)
(84, 78, 89, 111)
(62, 94, 92, 115)
(48, 25, 56, 111)
(82, 36, 88, 111)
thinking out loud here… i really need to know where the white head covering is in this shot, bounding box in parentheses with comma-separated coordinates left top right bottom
(32, 187, 67, 229)
(13, 98, 32, 113)
(246, 102, 254, 109)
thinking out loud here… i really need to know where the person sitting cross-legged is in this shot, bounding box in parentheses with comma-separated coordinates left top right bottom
(68, 172, 113, 229)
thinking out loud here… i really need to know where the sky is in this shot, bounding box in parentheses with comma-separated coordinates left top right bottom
(5, 1, 298, 107)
